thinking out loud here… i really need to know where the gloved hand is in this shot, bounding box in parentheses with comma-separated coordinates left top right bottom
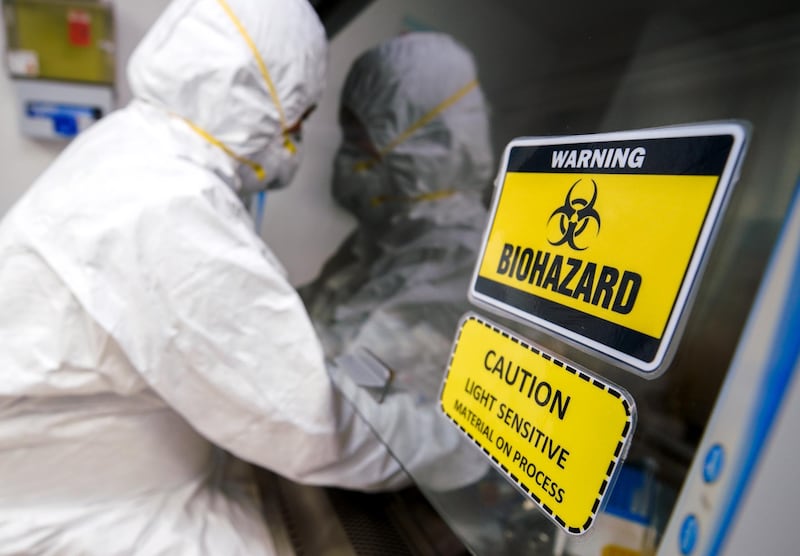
(330, 348, 490, 492)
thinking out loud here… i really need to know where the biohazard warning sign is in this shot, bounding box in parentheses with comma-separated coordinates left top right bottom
(440, 314, 635, 534)
(470, 123, 748, 375)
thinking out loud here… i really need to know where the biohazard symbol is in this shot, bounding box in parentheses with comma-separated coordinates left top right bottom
(547, 179, 601, 251)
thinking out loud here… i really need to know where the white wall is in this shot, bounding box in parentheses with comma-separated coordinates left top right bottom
(0, 73, 62, 212)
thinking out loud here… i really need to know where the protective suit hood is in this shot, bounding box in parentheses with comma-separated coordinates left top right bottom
(128, 0, 327, 192)
(333, 32, 493, 227)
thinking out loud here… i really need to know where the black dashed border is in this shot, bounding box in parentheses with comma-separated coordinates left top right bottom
(439, 314, 635, 536)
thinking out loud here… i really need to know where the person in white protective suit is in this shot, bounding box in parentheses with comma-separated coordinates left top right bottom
(299, 32, 495, 491)
(0, 0, 428, 553)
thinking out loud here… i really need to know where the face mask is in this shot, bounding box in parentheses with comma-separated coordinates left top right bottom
(332, 146, 395, 228)
(237, 131, 303, 194)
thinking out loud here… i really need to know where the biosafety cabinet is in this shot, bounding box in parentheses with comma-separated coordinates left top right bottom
(304, 1, 800, 555)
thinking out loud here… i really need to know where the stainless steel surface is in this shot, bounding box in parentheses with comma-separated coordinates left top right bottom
(257, 470, 468, 555)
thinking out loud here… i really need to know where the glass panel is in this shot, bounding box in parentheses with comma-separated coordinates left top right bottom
(332, 1, 800, 553)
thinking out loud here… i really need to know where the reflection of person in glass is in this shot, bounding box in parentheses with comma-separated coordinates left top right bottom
(300, 32, 494, 490)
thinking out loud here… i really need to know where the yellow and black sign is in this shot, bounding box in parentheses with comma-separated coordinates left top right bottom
(440, 314, 635, 534)
(470, 123, 747, 375)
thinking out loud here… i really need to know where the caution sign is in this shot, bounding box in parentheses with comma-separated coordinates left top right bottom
(470, 123, 747, 375)
(440, 314, 635, 534)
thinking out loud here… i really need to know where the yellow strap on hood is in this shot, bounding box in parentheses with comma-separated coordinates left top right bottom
(379, 79, 477, 158)
(215, 0, 296, 153)
(179, 116, 267, 181)
(370, 188, 457, 207)
(354, 79, 479, 173)
(174, 0, 298, 183)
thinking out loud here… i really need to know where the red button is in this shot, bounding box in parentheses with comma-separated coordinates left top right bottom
(67, 10, 92, 47)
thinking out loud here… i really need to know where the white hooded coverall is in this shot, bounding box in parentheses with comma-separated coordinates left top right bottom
(300, 33, 495, 491)
(0, 0, 409, 553)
